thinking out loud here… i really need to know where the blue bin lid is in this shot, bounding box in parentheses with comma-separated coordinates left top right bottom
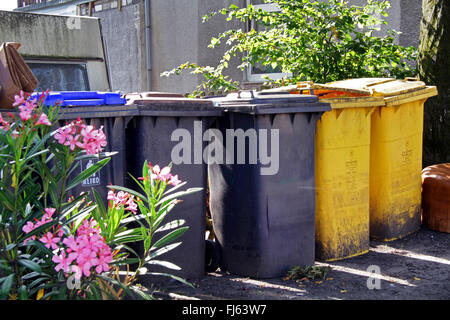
(31, 91, 126, 106)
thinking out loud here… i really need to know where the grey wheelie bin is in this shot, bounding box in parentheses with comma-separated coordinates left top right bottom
(208, 91, 331, 278)
(126, 96, 223, 281)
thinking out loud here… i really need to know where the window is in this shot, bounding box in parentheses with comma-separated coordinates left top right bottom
(27, 61, 90, 92)
(246, 0, 291, 82)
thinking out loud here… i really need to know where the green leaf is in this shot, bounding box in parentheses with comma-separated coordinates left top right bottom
(0, 274, 14, 299)
(18, 259, 42, 272)
(144, 237, 151, 253)
(96, 274, 136, 299)
(151, 227, 189, 250)
(130, 287, 154, 300)
(146, 260, 181, 271)
(146, 242, 182, 260)
(17, 285, 28, 300)
(155, 219, 186, 233)
(147, 272, 194, 288)
(92, 188, 107, 218)
(156, 188, 202, 207)
(65, 157, 110, 191)
(27, 239, 53, 256)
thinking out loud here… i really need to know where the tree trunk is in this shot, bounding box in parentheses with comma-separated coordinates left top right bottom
(418, 0, 450, 167)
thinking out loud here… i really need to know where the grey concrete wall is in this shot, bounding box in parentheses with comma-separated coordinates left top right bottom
(0, 10, 104, 59)
(91, 2, 148, 93)
(197, 0, 246, 86)
(151, 0, 246, 94)
(150, 0, 200, 94)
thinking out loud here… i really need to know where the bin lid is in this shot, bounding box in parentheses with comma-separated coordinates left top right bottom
(312, 78, 395, 95)
(368, 80, 438, 106)
(31, 91, 127, 106)
(210, 91, 331, 114)
(132, 97, 223, 117)
(124, 91, 184, 104)
(53, 104, 139, 120)
(311, 78, 438, 107)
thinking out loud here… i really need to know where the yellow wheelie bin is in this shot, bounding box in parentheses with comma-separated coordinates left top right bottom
(309, 80, 385, 261)
(367, 79, 438, 241)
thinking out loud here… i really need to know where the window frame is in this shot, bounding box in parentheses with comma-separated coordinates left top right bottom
(245, 0, 291, 83)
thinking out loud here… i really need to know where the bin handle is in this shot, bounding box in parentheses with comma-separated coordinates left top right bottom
(237, 90, 256, 99)
(404, 77, 420, 82)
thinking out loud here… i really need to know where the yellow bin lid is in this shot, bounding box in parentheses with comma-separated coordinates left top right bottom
(368, 79, 438, 106)
(313, 78, 438, 107)
(311, 78, 388, 109)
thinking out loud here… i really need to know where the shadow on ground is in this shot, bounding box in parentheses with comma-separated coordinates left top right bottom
(151, 227, 450, 300)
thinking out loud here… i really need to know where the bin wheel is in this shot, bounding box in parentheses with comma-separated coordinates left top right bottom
(205, 239, 220, 273)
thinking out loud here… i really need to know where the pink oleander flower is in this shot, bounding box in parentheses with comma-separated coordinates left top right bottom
(14, 92, 37, 122)
(125, 196, 138, 214)
(64, 134, 80, 151)
(22, 221, 35, 234)
(40, 232, 61, 250)
(36, 113, 51, 126)
(44, 207, 56, 218)
(0, 113, 10, 131)
(108, 190, 139, 214)
(158, 166, 172, 182)
(52, 251, 72, 273)
(54, 126, 72, 144)
(169, 174, 182, 186)
(19, 110, 32, 122)
(55, 218, 113, 280)
(63, 235, 78, 252)
(150, 165, 172, 182)
(23, 235, 36, 246)
(54, 121, 107, 155)
(79, 125, 96, 141)
(150, 165, 161, 180)
(12, 91, 26, 107)
(144, 163, 183, 186)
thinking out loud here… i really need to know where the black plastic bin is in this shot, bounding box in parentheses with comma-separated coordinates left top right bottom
(58, 105, 139, 202)
(126, 97, 223, 281)
(208, 91, 331, 278)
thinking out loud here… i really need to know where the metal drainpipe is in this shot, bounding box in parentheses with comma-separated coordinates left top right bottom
(144, 0, 152, 91)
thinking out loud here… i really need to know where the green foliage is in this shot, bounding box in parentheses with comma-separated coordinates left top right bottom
(163, 0, 418, 96)
(0, 94, 199, 300)
(161, 62, 240, 98)
(285, 265, 332, 281)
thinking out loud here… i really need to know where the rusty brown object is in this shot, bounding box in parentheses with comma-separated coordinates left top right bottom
(422, 163, 450, 233)
(88, 1, 94, 16)
(0, 42, 38, 108)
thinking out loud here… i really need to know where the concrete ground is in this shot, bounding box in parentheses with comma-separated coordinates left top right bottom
(152, 227, 450, 300)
